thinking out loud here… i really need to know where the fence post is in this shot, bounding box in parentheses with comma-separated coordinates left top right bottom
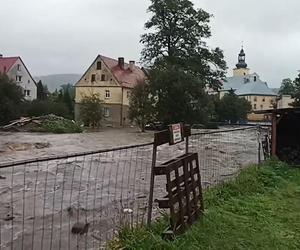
(257, 125, 261, 164)
(147, 143, 157, 227)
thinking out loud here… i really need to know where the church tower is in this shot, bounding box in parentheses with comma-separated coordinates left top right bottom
(233, 47, 250, 77)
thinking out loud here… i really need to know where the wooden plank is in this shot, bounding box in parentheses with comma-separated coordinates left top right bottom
(174, 167, 186, 229)
(183, 157, 192, 224)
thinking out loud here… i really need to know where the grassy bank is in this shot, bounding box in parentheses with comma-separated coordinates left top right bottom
(110, 161, 300, 250)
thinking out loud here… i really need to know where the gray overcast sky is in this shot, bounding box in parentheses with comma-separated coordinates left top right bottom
(1, 0, 300, 87)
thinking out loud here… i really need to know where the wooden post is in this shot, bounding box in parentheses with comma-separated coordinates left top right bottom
(185, 135, 189, 154)
(257, 125, 261, 164)
(271, 112, 277, 156)
(147, 143, 157, 227)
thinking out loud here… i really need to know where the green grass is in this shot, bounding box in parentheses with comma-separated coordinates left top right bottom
(109, 161, 300, 250)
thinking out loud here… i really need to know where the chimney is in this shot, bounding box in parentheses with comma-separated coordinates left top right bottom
(129, 60, 135, 71)
(118, 57, 124, 70)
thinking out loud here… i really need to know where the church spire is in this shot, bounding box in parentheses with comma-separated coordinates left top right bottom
(236, 47, 248, 69)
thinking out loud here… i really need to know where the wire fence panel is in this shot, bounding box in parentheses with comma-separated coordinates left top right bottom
(190, 127, 260, 189)
(0, 126, 265, 249)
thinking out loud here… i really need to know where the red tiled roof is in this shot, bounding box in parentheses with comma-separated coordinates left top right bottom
(100, 55, 145, 88)
(0, 57, 19, 74)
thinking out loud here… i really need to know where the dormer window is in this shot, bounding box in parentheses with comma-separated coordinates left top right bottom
(97, 61, 102, 70)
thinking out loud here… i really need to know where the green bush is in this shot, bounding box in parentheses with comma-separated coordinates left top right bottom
(41, 116, 83, 134)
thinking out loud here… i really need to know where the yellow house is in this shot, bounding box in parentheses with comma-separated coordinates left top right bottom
(75, 55, 145, 126)
(220, 48, 278, 121)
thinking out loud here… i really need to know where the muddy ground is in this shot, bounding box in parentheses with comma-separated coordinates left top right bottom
(0, 127, 263, 249)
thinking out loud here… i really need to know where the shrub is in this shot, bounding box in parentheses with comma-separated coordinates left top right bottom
(0, 73, 25, 125)
(33, 115, 83, 133)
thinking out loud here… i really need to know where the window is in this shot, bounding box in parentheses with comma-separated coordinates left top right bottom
(96, 61, 102, 70)
(17, 64, 21, 71)
(105, 90, 110, 99)
(260, 105, 263, 109)
(91, 74, 96, 82)
(103, 107, 110, 117)
(253, 104, 257, 110)
(28, 80, 30, 84)
(254, 97, 257, 102)
(101, 74, 106, 81)
(254, 76, 257, 82)
(16, 75, 22, 82)
(262, 98, 265, 102)
(24, 90, 30, 96)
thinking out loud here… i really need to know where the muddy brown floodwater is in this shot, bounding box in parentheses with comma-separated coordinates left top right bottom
(0, 127, 263, 249)
(0, 128, 154, 163)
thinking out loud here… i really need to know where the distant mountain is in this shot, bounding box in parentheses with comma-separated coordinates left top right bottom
(34, 74, 81, 93)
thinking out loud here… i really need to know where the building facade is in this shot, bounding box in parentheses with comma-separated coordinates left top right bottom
(75, 55, 145, 127)
(0, 55, 37, 100)
(220, 48, 278, 121)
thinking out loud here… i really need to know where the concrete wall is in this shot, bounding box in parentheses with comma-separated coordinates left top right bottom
(75, 86, 122, 104)
(75, 103, 131, 127)
(242, 95, 276, 111)
(233, 68, 250, 77)
(278, 95, 294, 109)
(7, 58, 37, 100)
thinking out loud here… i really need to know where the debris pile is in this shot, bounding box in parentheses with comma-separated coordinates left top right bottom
(1, 117, 42, 132)
(1, 114, 83, 133)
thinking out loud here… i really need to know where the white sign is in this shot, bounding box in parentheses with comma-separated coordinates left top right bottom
(170, 123, 183, 144)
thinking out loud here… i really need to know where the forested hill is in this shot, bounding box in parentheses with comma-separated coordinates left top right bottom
(34, 74, 81, 92)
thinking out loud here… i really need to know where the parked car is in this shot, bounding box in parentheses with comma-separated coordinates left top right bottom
(145, 121, 166, 131)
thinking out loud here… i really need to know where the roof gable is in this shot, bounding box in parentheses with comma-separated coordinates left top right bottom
(76, 55, 145, 88)
(0, 57, 18, 74)
(100, 55, 145, 88)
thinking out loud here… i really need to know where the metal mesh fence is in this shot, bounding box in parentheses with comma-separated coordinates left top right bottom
(0, 126, 267, 249)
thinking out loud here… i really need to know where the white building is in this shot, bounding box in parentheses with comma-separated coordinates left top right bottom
(0, 55, 37, 100)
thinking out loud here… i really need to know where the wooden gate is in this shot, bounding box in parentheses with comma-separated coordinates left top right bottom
(147, 124, 204, 236)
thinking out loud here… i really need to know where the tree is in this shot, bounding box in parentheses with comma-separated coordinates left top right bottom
(141, 0, 226, 124)
(61, 84, 74, 117)
(215, 89, 251, 123)
(0, 73, 25, 125)
(129, 81, 154, 132)
(36, 80, 48, 100)
(80, 93, 103, 128)
(278, 78, 294, 95)
(291, 73, 300, 107)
